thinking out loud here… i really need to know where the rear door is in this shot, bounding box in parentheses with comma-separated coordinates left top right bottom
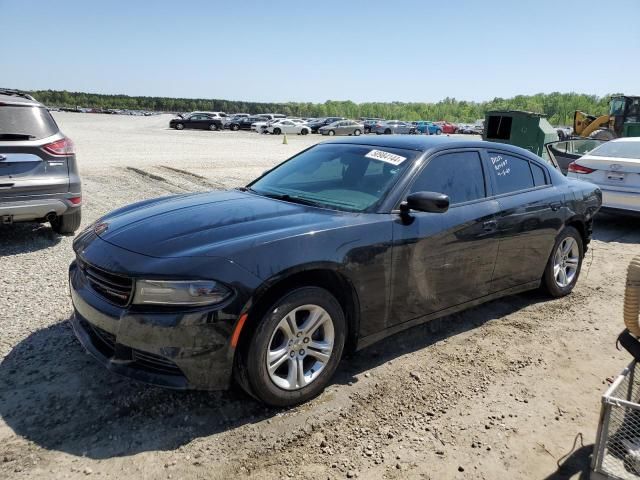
(483, 149, 562, 291)
(0, 104, 68, 200)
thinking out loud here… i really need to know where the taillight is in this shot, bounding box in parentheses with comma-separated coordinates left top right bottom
(69, 196, 82, 205)
(43, 137, 74, 156)
(567, 162, 595, 174)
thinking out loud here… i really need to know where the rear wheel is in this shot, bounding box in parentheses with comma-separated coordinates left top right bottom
(542, 226, 583, 297)
(436, 129, 442, 135)
(384, 129, 391, 135)
(237, 287, 346, 407)
(301, 128, 309, 135)
(209, 123, 218, 131)
(353, 129, 361, 136)
(273, 128, 281, 135)
(328, 130, 335, 136)
(51, 208, 82, 234)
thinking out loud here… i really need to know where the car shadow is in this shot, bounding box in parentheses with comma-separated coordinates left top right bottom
(0, 223, 64, 256)
(593, 212, 640, 244)
(0, 290, 546, 460)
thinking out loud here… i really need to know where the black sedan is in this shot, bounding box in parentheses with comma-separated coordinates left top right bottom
(169, 113, 223, 131)
(227, 116, 265, 131)
(69, 137, 601, 406)
(307, 117, 345, 133)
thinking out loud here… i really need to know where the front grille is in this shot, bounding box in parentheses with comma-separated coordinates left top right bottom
(79, 258, 133, 306)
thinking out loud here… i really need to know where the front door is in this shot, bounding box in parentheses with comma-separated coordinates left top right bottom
(389, 150, 500, 326)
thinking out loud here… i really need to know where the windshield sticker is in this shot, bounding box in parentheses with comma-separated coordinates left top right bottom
(365, 149, 407, 166)
(490, 154, 511, 176)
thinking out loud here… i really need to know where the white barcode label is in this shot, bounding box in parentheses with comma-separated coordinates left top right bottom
(365, 149, 407, 166)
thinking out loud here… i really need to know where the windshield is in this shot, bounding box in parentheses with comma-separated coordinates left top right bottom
(589, 140, 640, 159)
(248, 143, 417, 212)
(610, 98, 626, 115)
(0, 105, 58, 140)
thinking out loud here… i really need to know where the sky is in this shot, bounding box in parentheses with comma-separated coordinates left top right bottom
(3, 0, 639, 104)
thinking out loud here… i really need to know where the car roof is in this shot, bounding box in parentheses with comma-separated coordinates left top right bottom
(322, 135, 543, 157)
(609, 137, 640, 143)
(0, 90, 42, 107)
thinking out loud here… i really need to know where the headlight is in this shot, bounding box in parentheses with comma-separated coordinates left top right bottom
(133, 280, 232, 306)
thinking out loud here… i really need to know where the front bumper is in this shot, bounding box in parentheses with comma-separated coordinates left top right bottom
(0, 194, 79, 222)
(69, 258, 240, 391)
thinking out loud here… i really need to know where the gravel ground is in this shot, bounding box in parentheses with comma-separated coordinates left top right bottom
(1, 113, 639, 479)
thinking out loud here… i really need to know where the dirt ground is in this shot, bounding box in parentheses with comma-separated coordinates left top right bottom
(1, 112, 639, 480)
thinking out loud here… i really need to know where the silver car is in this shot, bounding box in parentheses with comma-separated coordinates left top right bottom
(0, 90, 82, 233)
(372, 120, 415, 135)
(566, 137, 640, 214)
(318, 120, 364, 136)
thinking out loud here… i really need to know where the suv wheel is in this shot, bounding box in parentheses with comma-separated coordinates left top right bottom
(237, 287, 346, 407)
(542, 226, 583, 297)
(51, 208, 82, 234)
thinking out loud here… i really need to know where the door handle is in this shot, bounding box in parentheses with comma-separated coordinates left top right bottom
(483, 220, 497, 232)
(549, 201, 562, 211)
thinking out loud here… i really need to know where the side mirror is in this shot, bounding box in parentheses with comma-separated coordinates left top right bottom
(401, 191, 449, 215)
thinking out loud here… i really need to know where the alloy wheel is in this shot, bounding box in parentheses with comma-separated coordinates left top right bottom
(553, 237, 579, 288)
(266, 304, 335, 390)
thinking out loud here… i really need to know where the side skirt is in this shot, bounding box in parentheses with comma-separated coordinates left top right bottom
(355, 280, 541, 351)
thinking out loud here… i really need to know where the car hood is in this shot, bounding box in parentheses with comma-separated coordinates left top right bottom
(94, 190, 352, 259)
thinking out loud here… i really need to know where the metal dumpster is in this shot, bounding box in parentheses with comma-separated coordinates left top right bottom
(483, 110, 559, 157)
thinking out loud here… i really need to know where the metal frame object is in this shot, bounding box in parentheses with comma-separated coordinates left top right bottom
(592, 362, 640, 479)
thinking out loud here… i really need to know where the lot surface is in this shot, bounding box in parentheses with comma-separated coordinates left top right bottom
(1, 113, 639, 479)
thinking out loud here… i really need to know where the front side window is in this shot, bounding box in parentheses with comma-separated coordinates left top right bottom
(249, 144, 417, 212)
(410, 151, 486, 205)
(487, 152, 535, 195)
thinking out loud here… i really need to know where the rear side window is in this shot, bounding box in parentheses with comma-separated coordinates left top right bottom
(530, 162, 548, 186)
(0, 105, 58, 140)
(487, 152, 535, 195)
(410, 151, 486, 205)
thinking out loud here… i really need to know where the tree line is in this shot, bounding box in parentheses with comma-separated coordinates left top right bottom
(30, 89, 615, 126)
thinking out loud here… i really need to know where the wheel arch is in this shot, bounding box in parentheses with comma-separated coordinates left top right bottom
(234, 264, 361, 358)
(565, 215, 591, 248)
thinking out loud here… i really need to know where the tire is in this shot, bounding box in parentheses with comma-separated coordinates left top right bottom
(328, 130, 335, 136)
(175, 123, 184, 130)
(231, 124, 240, 131)
(542, 226, 584, 297)
(353, 129, 361, 136)
(384, 129, 391, 135)
(51, 208, 82, 234)
(436, 129, 442, 135)
(301, 128, 309, 135)
(273, 128, 281, 135)
(209, 123, 218, 131)
(589, 129, 616, 141)
(237, 287, 346, 407)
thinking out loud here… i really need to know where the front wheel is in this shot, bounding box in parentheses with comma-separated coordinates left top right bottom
(542, 226, 583, 297)
(231, 124, 240, 131)
(435, 129, 442, 135)
(384, 129, 391, 135)
(328, 130, 335, 136)
(175, 123, 184, 130)
(273, 128, 281, 135)
(300, 128, 309, 135)
(237, 287, 346, 407)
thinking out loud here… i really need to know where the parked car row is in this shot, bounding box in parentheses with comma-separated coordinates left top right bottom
(168, 111, 489, 136)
